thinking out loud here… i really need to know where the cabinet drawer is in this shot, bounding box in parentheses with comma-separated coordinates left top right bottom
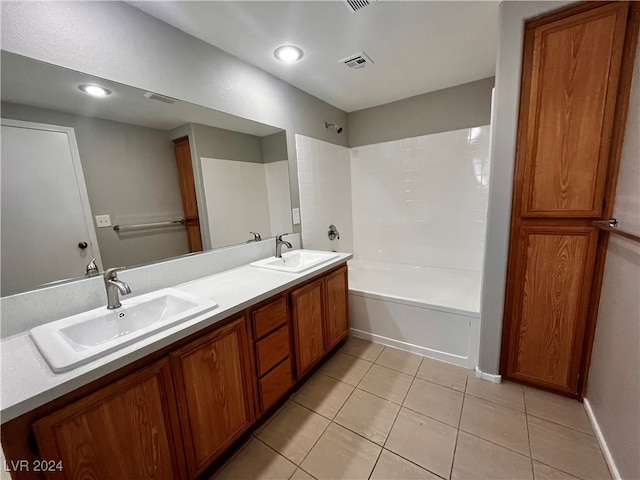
(252, 297, 287, 339)
(256, 325, 290, 377)
(258, 358, 292, 412)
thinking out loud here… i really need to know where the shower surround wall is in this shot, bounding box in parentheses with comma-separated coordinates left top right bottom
(296, 126, 491, 367)
(295, 135, 353, 253)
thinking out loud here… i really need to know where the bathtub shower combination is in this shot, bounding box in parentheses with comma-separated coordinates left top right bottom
(296, 126, 491, 368)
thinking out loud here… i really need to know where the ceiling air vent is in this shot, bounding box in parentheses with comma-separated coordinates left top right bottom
(340, 52, 374, 70)
(344, 0, 376, 13)
(143, 91, 175, 104)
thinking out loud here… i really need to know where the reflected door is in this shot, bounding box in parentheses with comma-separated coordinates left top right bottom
(173, 136, 203, 252)
(1, 120, 101, 296)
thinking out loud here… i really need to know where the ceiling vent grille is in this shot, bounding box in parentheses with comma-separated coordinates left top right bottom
(143, 92, 175, 104)
(344, 0, 375, 13)
(340, 52, 374, 70)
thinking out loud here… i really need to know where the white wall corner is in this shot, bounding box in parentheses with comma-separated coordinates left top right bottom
(474, 366, 502, 383)
(583, 398, 622, 480)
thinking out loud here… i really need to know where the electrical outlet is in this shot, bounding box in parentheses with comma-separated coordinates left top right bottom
(292, 208, 301, 225)
(95, 215, 111, 228)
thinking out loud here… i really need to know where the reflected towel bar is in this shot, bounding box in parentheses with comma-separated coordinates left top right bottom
(113, 219, 185, 232)
(592, 218, 640, 243)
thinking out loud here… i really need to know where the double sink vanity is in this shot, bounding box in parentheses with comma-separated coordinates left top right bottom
(1, 248, 351, 479)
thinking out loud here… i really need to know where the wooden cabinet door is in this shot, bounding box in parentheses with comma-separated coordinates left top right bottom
(324, 266, 349, 350)
(33, 359, 185, 480)
(506, 226, 599, 393)
(291, 278, 325, 377)
(171, 316, 254, 478)
(503, 2, 638, 395)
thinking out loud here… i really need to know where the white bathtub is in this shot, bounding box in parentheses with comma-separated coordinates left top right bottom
(348, 259, 481, 368)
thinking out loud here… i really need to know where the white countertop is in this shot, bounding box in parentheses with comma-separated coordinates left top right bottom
(0, 253, 351, 423)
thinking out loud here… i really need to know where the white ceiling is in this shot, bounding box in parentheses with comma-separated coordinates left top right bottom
(130, 1, 499, 113)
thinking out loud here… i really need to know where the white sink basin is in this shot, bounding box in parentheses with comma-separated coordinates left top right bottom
(250, 249, 340, 273)
(30, 288, 217, 372)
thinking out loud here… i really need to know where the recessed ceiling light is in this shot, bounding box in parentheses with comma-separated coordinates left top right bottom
(78, 84, 112, 97)
(274, 45, 304, 63)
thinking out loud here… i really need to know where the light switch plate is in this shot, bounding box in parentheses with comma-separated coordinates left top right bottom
(292, 208, 301, 225)
(95, 215, 111, 228)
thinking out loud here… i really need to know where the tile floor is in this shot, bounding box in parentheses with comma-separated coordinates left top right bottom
(213, 337, 611, 480)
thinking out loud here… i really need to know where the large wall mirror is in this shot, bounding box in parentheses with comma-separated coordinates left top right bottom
(1, 51, 293, 297)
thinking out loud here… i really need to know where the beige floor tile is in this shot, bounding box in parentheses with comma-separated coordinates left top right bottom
(358, 364, 414, 404)
(524, 387, 593, 435)
(403, 377, 464, 427)
(290, 468, 316, 480)
(417, 356, 468, 392)
(340, 336, 384, 362)
(375, 347, 422, 375)
(452, 431, 533, 480)
(252, 400, 290, 437)
(334, 389, 400, 445)
(385, 407, 457, 479)
(460, 395, 530, 455)
(528, 417, 611, 480)
(466, 374, 525, 411)
(257, 402, 330, 464)
(292, 373, 354, 419)
(370, 450, 440, 480)
(533, 461, 580, 479)
(301, 423, 381, 480)
(319, 352, 372, 386)
(214, 438, 296, 480)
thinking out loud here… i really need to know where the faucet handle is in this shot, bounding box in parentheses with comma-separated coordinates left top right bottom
(104, 266, 126, 280)
(250, 231, 262, 241)
(276, 233, 289, 241)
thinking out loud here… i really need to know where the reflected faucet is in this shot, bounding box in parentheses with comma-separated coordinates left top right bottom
(275, 234, 293, 258)
(104, 267, 131, 309)
(247, 231, 262, 243)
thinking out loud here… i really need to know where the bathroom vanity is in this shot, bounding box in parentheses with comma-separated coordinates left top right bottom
(1, 254, 350, 480)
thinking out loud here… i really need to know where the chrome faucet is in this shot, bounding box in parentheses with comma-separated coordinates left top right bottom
(247, 231, 262, 243)
(104, 267, 131, 309)
(275, 234, 293, 258)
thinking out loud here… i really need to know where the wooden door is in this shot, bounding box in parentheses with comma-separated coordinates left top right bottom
(291, 279, 325, 377)
(324, 266, 349, 350)
(33, 359, 185, 480)
(170, 316, 254, 478)
(502, 2, 638, 395)
(173, 136, 203, 252)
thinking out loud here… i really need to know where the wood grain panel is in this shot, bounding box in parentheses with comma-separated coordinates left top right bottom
(258, 358, 293, 412)
(255, 325, 291, 377)
(291, 279, 325, 376)
(521, 3, 628, 217)
(171, 316, 254, 478)
(173, 136, 203, 252)
(507, 227, 598, 391)
(252, 296, 288, 340)
(324, 266, 349, 350)
(33, 359, 184, 480)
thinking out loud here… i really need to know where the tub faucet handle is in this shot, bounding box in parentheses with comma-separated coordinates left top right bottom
(328, 224, 340, 240)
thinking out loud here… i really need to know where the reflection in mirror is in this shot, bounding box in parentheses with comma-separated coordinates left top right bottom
(0, 51, 292, 296)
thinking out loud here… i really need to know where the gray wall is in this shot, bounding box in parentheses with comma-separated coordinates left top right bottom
(586, 42, 640, 480)
(189, 123, 263, 163)
(1, 101, 189, 269)
(261, 131, 288, 163)
(348, 77, 494, 147)
(478, 1, 571, 375)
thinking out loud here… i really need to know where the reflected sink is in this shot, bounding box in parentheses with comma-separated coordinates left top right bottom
(250, 249, 340, 273)
(30, 288, 217, 372)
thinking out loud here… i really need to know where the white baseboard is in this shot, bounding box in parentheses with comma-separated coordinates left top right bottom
(474, 366, 502, 383)
(583, 398, 621, 480)
(349, 328, 472, 369)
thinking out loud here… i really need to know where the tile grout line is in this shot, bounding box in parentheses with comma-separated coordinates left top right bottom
(523, 388, 535, 480)
(448, 369, 469, 479)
